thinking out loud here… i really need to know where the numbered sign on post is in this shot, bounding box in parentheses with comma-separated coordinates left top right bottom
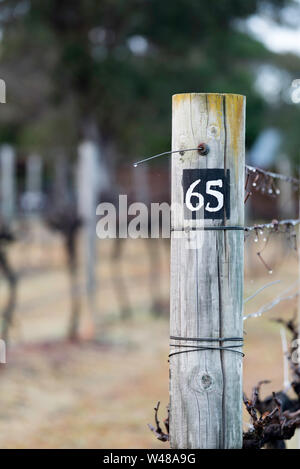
(182, 169, 230, 220)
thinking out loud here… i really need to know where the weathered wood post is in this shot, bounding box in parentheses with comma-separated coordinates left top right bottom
(170, 93, 245, 449)
(26, 154, 42, 195)
(0, 144, 16, 225)
(277, 157, 294, 219)
(298, 174, 300, 449)
(77, 140, 100, 331)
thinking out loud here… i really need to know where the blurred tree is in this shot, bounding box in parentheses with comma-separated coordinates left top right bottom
(0, 0, 299, 167)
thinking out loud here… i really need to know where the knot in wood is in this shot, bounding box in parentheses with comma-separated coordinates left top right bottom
(201, 374, 213, 390)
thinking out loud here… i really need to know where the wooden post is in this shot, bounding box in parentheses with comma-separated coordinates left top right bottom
(277, 157, 294, 219)
(170, 93, 245, 449)
(26, 154, 42, 194)
(297, 171, 300, 449)
(0, 144, 16, 225)
(0, 79, 6, 104)
(77, 141, 100, 327)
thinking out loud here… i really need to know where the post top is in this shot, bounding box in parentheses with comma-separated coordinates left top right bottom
(173, 92, 245, 99)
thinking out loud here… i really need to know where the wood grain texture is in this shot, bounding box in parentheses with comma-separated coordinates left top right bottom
(170, 93, 245, 449)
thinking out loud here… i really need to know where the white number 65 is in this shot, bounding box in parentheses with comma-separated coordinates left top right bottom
(185, 179, 224, 213)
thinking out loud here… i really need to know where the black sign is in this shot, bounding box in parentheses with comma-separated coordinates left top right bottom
(182, 169, 230, 220)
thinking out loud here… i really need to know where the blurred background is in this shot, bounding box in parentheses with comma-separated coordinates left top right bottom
(0, 0, 299, 448)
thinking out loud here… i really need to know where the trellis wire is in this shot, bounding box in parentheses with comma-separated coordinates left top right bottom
(244, 280, 281, 304)
(245, 164, 300, 186)
(133, 150, 300, 189)
(244, 219, 299, 274)
(244, 281, 299, 321)
(245, 165, 299, 200)
(245, 219, 300, 232)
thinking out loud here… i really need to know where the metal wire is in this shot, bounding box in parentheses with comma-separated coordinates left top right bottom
(246, 164, 300, 185)
(244, 219, 300, 232)
(132, 148, 200, 167)
(169, 336, 244, 358)
(132, 148, 300, 188)
(171, 226, 245, 231)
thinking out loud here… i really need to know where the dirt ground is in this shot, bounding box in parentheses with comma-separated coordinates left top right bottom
(0, 223, 299, 448)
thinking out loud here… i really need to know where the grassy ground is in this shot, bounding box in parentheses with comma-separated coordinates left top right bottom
(0, 224, 298, 448)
